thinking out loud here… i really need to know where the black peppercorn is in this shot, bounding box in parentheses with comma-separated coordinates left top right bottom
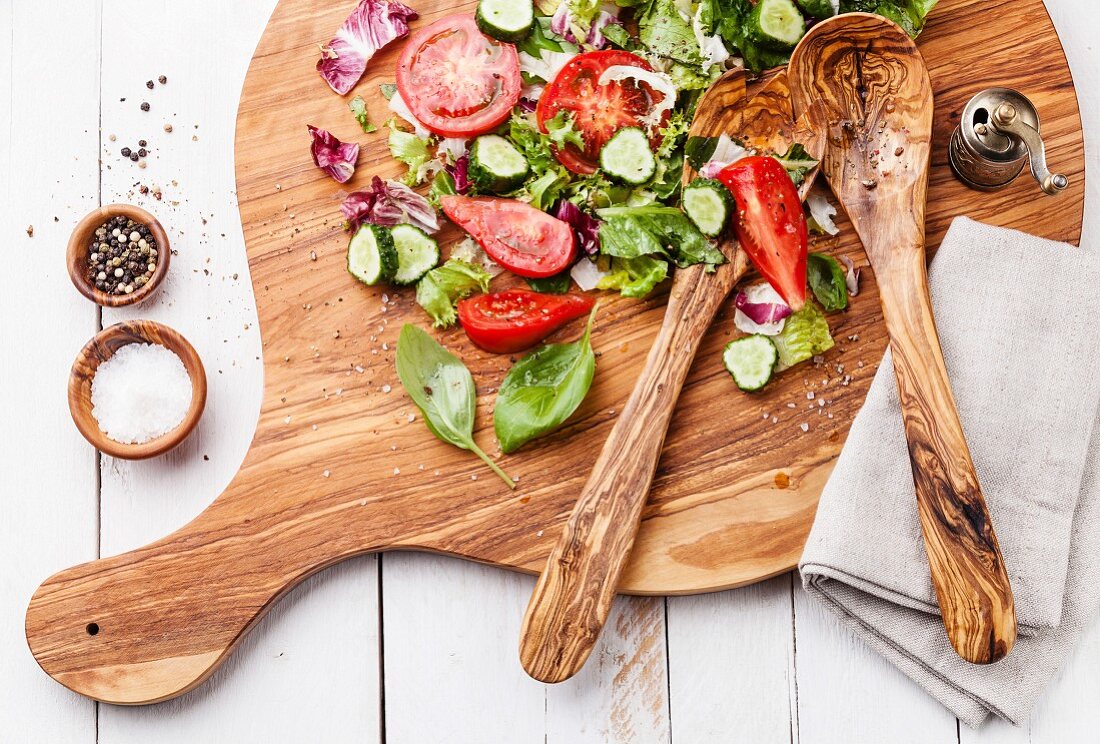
(121, 147, 132, 157)
(129, 152, 139, 162)
(138, 148, 147, 157)
(146, 80, 155, 89)
(140, 102, 150, 112)
(138, 139, 147, 147)
(158, 75, 167, 84)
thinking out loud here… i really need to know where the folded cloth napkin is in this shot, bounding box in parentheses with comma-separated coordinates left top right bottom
(800, 216, 1100, 727)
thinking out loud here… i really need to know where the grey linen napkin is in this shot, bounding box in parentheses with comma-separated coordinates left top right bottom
(799, 216, 1100, 726)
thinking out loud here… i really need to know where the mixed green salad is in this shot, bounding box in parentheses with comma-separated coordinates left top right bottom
(308, 0, 928, 484)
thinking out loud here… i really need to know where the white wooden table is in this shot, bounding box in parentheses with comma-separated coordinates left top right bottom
(2, 1, 1097, 741)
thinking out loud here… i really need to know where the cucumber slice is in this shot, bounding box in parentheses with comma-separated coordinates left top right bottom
(469, 135, 530, 193)
(748, 0, 806, 50)
(723, 335, 779, 392)
(796, 0, 837, 18)
(391, 224, 441, 285)
(348, 224, 398, 286)
(683, 178, 734, 238)
(475, 0, 534, 43)
(599, 127, 656, 185)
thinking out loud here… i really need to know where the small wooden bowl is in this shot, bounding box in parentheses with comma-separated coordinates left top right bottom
(68, 321, 207, 460)
(67, 204, 171, 307)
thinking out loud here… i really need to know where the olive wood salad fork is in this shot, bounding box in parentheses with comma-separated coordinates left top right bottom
(788, 13, 1016, 664)
(518, 69, 828, 683)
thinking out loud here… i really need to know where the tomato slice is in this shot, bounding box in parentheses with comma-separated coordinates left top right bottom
(458, 290, 595, 354)
(536, 50, 668, 175)
(718, 156, 808, 311)
(396, 15, 522, 138)
(440, 195, 577, 279)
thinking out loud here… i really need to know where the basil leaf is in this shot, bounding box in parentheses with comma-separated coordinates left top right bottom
(494, 306, 598, 454)
(807, 253, 849, 312)
(396, 325, 514, 487)
(526, 271, 573, 294)
(775, 143, 818, 187)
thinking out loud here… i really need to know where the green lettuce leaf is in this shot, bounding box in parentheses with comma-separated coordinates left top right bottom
(349, 96, 376, 133)
(840, 0, 938, 35)
(807, 253, 848, 311)
(596, 205, 726, 269)
(638, 0, 705, 66)
(596, 255, 669, 298)
(544, 111, 586, 151)
(773, 301, 835, 369)
(415, 259, 491, 328)
(387, 119, 433, 186)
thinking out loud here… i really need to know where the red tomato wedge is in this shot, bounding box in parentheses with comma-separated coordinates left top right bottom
(440, 195, 577, 279)
(396, 15, 522, 138)
(458, 290, 595, 354)
(536, 50, 669, 175)
(718, 156, 808, 311)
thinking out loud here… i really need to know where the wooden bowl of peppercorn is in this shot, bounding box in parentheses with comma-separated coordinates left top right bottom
(67, 204, 170, 307)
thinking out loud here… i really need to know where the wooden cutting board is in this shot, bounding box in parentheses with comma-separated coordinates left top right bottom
(27, 0, 1083, 705)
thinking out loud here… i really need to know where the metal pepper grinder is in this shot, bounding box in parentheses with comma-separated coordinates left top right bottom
(948, 87, 1069, 195)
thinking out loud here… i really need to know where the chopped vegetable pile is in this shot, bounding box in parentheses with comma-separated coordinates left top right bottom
(307, 0, 924, 479)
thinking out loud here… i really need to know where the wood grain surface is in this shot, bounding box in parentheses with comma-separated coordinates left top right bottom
(24, 0, 1083, 704)
(789, 13, 1016, 664)
(519, 69, 826, 683)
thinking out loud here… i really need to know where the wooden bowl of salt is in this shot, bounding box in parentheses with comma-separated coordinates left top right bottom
(68, 320, 207, 460)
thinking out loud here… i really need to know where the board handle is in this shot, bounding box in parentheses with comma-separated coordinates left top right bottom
(24, 477, 395, 704)
(878, 246, 1017, 664)
(518, 258, 744, 683)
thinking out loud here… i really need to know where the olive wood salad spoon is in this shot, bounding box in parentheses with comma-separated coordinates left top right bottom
(788, 13, 1016, 664)
(518, 69, 827, 683)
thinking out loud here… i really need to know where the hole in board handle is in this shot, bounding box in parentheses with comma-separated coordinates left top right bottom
(86, 623, 100, 636)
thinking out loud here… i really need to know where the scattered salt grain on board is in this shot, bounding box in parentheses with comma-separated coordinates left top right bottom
(91, 343, 192, 444)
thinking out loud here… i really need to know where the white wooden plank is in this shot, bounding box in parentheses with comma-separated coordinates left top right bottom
(88, 1, 380, 741)
(792, 584, 958, 743)
(381, 555, 546, 744)
(382, 554, 671, 744)
(0, 1, 100, 740)
(667, 575, 795, 744)
(545, 596, 670, 744)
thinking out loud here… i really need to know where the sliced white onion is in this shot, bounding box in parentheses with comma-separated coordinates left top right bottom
(450, 237, 503, 278)
(808, 191, 839, 236)
(519, 50, 577, 83)
(734, 283, 789, 336)
(840, 255, 861, 296)
(700, 134, 749, 178)
(692, 4, 731, 71)
(388, 91, 430, 138)
(436, 137, 468, 164)
(597, 65, 677, 130)
(570, 258, 607, 291)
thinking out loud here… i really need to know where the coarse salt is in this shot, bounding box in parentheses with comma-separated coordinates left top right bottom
(91, 343, 192, 444)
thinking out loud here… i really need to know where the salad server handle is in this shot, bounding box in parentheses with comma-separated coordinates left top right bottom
(876, 241, 1017, 664)
(518, 255, 745, 683)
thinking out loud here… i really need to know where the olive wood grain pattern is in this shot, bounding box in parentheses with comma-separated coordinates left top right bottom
(68, 320, 207, 460)
(519, 70, 827, 684)
(789, 13, 1017, 664)
(66, 204, 171, 307)
(24, 0, 1080, 704)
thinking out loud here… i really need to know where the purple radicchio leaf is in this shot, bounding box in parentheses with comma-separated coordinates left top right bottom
(317, 0, 417, 95)
(735, 288, 793, 326)
(446, 154, 471, 195)
(341, 176, 440, 234)
(308, 125, 360, 183)
(587, 11, 621, 49)
(840, 255, 861, 296)
(550, 4, 578, 43)
(518, 97, 539, 113)
(555, 200, 601, 257)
